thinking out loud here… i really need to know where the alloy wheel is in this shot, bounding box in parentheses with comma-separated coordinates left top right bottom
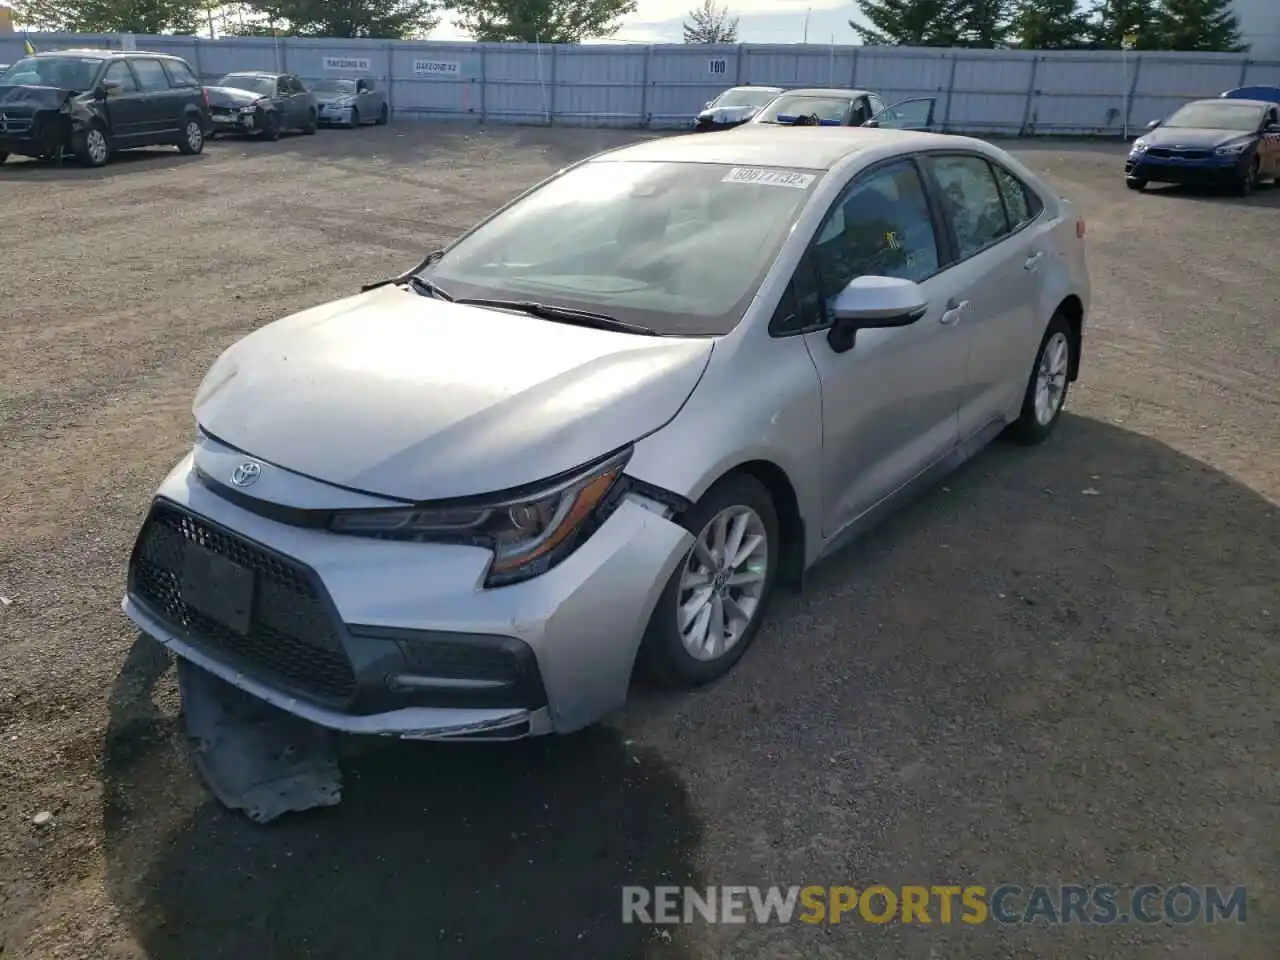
(86, 129, 108, 165)
(677, 505, 769, 662)
(1034, 331, 1070, 426)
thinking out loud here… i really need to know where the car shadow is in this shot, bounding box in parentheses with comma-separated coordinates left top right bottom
(0, 147, 205, 180)
(1146, 180, 1280, 207)
(101, 638, 701, 960)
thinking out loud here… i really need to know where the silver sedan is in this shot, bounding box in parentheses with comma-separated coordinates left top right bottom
(312, 77, 389, 127)
(122, 127, 1090, 742)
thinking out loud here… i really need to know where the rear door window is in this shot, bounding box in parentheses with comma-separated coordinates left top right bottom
(922, 155, 1012, 260)
(131, 58, 172, 93)
(163, 59, 199, 88)
(103, 60, 139, 93)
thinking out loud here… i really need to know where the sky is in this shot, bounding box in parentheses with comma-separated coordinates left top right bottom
(431, 0, 864, 45)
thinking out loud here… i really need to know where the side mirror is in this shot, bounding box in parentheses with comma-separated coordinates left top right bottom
(97, 81, 121, 99)
(1145, 119, 1162, 131)
(826, 276, 928, 354)
(863, 118, 881, 128)
(704, 100, 713, 109)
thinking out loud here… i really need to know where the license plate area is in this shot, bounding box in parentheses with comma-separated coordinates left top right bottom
(181, 541, 254, 636)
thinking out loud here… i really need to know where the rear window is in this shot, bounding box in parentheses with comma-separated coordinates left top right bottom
(756, 95, 853, 125)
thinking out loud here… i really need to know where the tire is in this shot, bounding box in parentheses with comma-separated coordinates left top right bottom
(1009, 311, 1074, 446)
(376, 103, 389, 126)
(1125, 177, 1147, 191)
(176, 117, 204, 155)
(639, 474, 779, 687)
(73, 124, 111, 167)
(303, 110, 317, 135)
(1233, 157, 1260, 196)
(259, 112, 280, 141)
(349, 107, 360, 128)
(0, 151, 7, 165)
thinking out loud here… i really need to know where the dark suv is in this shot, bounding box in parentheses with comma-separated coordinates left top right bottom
(0, 49, 211, 167)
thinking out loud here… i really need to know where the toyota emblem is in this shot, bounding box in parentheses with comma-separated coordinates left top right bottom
(230, 461, 262, 487)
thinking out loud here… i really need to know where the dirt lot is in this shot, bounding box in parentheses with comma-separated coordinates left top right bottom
(0, 124, 1277, 960)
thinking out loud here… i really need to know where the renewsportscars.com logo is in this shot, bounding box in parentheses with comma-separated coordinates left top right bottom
(622, 884, 1248, 926)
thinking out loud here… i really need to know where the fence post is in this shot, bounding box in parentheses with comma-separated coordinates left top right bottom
(734, 44, 743, 84)
(385, 40, 394, 119)
(480, 43, 488, 124)
(1236, 57, 1250, 86)
(940, 52, 960, 132)
(640, 45, 650, 129)
(849, 46, 860, 87)
(1019, 54, 1041, 136)
(1123, 54, 1144, 137)
(192, 36, 204, 82)
(548, 43, 558, 126)
(279, 36, 288, 73)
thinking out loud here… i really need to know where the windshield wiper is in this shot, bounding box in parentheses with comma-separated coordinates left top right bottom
(361, 250, 450, 298)
(452, 298, 657, 336)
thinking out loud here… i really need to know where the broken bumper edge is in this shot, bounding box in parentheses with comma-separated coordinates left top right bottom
(121, 594, 554, 741)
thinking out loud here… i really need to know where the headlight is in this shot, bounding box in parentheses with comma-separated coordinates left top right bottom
(1130, 137, 1148, 153)
(1214, 140, 1251, 156)
(335, 97, 355, 107)
(239, 104, 257, 114)
(328, 448, 632, 586)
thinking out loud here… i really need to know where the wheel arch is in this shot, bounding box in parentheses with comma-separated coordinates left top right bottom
(1054, 294, 1084, 381)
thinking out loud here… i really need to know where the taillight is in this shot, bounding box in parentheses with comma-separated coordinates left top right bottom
(1076, 217, 1086, 239)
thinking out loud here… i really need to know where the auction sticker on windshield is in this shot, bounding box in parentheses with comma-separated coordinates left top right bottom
(722, 168, 816, 189)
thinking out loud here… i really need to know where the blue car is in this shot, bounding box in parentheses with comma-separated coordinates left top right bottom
(1222, 85, 1280, 106)
(1126, 97, 1280, 196)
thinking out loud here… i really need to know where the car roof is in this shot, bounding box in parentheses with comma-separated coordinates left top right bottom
(772, 88, 874, 98)
(1187, 97, 1270, 109)
(222, 70, 282, 77)
(592, 126, 952, 171)
(724, 85, 784, 92)
(31, 48, 182, 60)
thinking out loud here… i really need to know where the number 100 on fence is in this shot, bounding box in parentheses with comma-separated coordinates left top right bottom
(708, 58, 727, 75)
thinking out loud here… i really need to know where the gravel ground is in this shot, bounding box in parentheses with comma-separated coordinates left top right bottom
(0, 124, 1277, 960)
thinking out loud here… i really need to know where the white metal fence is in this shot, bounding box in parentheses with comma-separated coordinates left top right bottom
(4, 33, 1279, 136)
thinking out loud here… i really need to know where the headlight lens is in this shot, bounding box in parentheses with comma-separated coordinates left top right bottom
(328, 448, 631, 586)
(239, 104, 257, 114)
(1130, 137, 1148, 153)
(1214, 140, 1251, 156)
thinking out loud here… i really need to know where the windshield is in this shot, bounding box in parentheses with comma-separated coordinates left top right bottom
(756, 94, 852, 124)
(422, 160, 822, 336)
(218, 74, 274, 95)
(311, 79, 355, 94)
(713, 88, 779, 109)
(0, 56, 102, 91)
(1165, 102, 1264, 131)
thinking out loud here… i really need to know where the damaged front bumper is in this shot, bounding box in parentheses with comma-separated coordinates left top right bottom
(0, 108, 73, 159)
(121, 442, 693, 746)
(209, 107, 257, 134)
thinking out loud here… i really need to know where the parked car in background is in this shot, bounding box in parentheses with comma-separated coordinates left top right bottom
(1126, 97, 1280, 195)
(312, 77, 389, 127)
(206, 71, 317, 140)
(1221, 85, 1280, 106)
(0, 49, 208, 167)
(122, 126, 1089, 743)
(692, 85, 784, 131)
(745, 87, 937, 131)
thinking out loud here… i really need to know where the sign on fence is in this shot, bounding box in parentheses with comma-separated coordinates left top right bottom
(708, 58, 727, 75)
(414, 60, 461, 77)
(323, 56, 370, 73)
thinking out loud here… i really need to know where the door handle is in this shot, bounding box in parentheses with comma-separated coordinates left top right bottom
(939, 298, 968, 325)
(1023, 251, 1044, 271)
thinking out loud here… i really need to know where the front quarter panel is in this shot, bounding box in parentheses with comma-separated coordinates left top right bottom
(625, 331, 823, 559)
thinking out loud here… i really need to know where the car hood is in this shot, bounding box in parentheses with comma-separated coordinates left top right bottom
(206, 85, 267, 107)
(0, 84, 75, 109)
(194, 285, 715, 501)
(699, 104, 759, 124)
(1144, 126, 1254, 148)
(313, 93, 352, 105)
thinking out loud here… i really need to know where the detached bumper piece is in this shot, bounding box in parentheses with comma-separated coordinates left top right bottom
(126, 499, 551, 819)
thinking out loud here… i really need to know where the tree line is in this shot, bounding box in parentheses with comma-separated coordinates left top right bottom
(7, 0, 1246, 51)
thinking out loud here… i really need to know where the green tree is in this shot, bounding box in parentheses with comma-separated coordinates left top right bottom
(445, 0, 636, 41)
(1009, 0, 1091, 47)
(849, 0, 964, 45)
(241, 0, 439, 38)
(953, 0, 1011, 47)
(8, 0, 205, 33)
(1151, 0, 1244, 51)
(683, 0, 738, 42)
(1088, 0, 1157, 48)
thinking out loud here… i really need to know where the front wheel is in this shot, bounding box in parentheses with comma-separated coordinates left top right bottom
(1126, 177, 1147, 191)
(1009, 312, 1074, 446)
(74, 125, 111, 167)
(176, 117, 204, 155)
(639, 474, 779, 687)
(349, 107, 360, 128)
(303, 110, 317, 135)
(376, 103, 389, 125)
(0, 151, 7, 165)
(1233, 157, 1260, 196)
(258, 112, 280, 141)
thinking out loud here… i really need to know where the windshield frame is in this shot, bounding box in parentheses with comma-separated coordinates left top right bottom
(416, 158, 826, 338)
(311, 78, 356, 94)
(1164, 102, 1265, 132)
(217, 73, 276, 96)
(712, 87, 781, 109)
(0, 55, 104, 91)
(755, 94, 854, 125)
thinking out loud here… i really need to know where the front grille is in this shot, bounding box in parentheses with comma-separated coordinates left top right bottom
(1145, 148, 1211, 160)
(0, 111, 33, 134)
(130, 501, 357, 705)
(1142, 163, 1228, 183)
